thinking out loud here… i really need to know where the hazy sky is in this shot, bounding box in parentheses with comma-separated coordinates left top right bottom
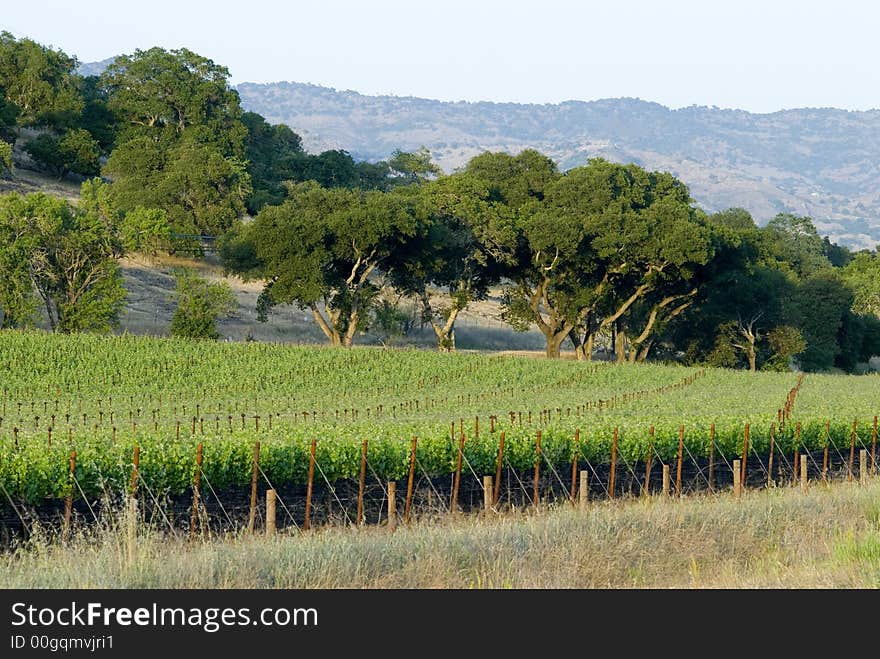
(4, 0, 878, 113)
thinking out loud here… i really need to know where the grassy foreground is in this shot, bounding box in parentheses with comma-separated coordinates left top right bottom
(3, 480, 880, 588)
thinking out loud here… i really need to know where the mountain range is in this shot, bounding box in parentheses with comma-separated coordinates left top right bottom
(236, 82, 880, 250)
(78, 59, 880, 249)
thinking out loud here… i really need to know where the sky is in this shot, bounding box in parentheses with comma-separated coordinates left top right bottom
(3, 0, 879, 113)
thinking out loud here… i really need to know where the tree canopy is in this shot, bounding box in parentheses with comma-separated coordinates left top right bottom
(0, 32, 83, 128)
(484, 155, 713, 359)
(101, 47, 246, 154)
(99, 47, 251, 235)
(223, 183, 420, 346)
(170, 269, 237, 340)
(389, 174, 507, 350)
(0, 32, 109, 179)
(0, 190, 126, 332)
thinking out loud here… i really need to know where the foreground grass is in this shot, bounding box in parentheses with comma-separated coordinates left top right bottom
(3, 481, 880, 588)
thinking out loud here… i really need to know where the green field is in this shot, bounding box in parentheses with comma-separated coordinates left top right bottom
(0, 330, 877, 510)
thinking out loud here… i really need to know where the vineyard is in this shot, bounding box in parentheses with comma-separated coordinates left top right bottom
(0, 330, 878, 539)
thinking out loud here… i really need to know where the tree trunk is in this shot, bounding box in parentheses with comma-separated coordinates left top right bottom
(419, 289, 463, 353)
(625, 291, 697, 366)
(434, 327, 456, 352)
(31, 275, 57, 332)
(342, 308, 359, 347)
(735, 317, 761, 373)
(310, 303, 342, 346)
(44, 298, 57, 332)
(614, 326, 627, 364)
(569, 329, 585, 360)
(629, 339, 654, 363)
(569, 329, 594, 361)
(627, 346, 639, 364)
(524, 277, 572, 359)
(431, 305, 460, 353)
(544, 331, 567, 358)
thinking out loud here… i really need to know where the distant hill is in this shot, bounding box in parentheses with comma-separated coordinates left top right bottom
(237, 81, 880, 250)
(75, 59, 880, 249)
(76, 57, 114, 77)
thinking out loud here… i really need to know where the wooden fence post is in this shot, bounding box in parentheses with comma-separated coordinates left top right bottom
(533, 431, 541, 508)
(579, 470, 588, 510)
(849, 419, 857, 482)
(357, 440, 368, 526)
(821, 421, 829, 483)
(189, 443, 203, 540)
(62, 450, 76, 543)
(304, 438, 316, 531)
(662, 464, 670, 497)
(451, 431, 465, 512)
(387, 481, 396, 532)
(127, 430, 139, 563)
(707, 423, 715, 493)
(265, 489, 276, 536)
(800, 455, 808, 492)
(733, 459, 742, 499)
(795, 422, 802, 486)
(404, 436, 417, 523)
(483, 476, 493, 512)
(493, 432, 505, 506)
(130, 444, 140, 495)
(570, 428, 580, 504)
(126, 496, 137, 565)
(767, 423, 775, 488)
(247, 441, 260, 534)
(675, 425, 684, 497)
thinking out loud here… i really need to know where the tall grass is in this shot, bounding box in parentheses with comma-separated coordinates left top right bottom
(2, 480, 879, 588)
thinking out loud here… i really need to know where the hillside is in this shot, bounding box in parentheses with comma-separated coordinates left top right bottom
(236, 82, 880, 249)
(76, 56, 115, 77)
(0, 156, 546, 350)
(117, 253, 546, 351)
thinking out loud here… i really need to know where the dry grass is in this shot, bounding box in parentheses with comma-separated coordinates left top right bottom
(3, 480, 879, 588)
(118, 252, 546, 349)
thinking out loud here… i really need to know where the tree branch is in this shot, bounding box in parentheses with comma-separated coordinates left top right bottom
(309, 302, 339, 344)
